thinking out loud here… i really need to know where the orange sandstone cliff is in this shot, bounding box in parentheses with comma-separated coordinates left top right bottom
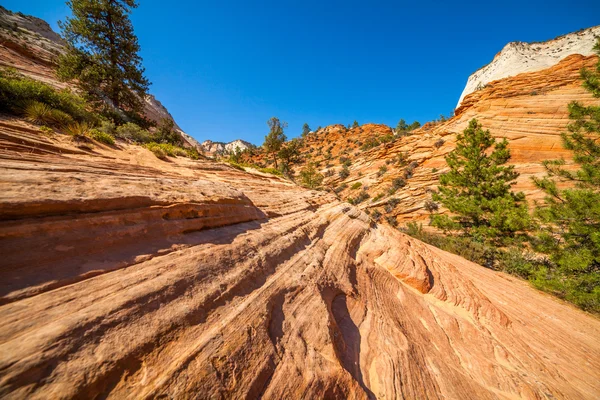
(0, 117, 599, 398)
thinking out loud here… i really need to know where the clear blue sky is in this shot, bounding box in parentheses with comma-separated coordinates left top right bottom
(4, 0, 598, 144)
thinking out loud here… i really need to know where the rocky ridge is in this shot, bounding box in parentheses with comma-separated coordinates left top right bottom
(201, 138, 254, 155)
(457, 25, 600, 107)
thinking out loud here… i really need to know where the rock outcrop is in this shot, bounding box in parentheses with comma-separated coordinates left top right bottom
(201, 138, 254, 156)
(1, 116, 600, 399)
(456, 25, 600, 108)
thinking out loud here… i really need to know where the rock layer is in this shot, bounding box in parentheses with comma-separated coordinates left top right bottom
(1, 117, 599, 399)
(456, 25, 600, 107)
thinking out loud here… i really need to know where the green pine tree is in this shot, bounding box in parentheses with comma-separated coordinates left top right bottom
(299, 163, 324, 189)
(301, 123, 311, 138)
(263, 117, 287, 168)
(432, 119, 529, 247)
(278, 138, 302, 175)
(396, 118, 408, 132)
(58, 0, 150, 118)
(531, 38, 600, 311)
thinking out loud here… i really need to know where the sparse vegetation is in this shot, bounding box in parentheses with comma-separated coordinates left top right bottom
(388, 177, 406, 194)
(348, 190, 369, 205)
(64, 121, 95, 138)
(339, 165, 350, 179)
(350, 182, 362, 190)
(299, 163, 324, 189)
(115, 122, 151, 143)
(395, 119, 421, 136)
(0, 68, 93, 122)
(90, 129, 115, 145)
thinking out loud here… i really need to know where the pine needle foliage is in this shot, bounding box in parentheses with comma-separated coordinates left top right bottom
(58, 0, 150, 118)
(432, 119, 529, 246)
(531, 38, 600, 311)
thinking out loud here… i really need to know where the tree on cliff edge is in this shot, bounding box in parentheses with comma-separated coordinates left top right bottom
(531, 38, 600, 311)
(263, 117, 287, 169)
(431, 119, 529, 248)
(58, 0, 150, 119)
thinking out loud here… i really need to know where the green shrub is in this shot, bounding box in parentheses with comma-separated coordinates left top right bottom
(99, 120, 116, 135)
(116, 122, 151, 143)
(334, 183, 348, 194)
(258, 167, 283, 176)
(0, 68, 93, 122)
(385, 215, 398, 227)
(350, 182, 362, 190)
(380, 134, 394, 144)
(226, 160, 245, 170)
(23, 101, 54, 125)
(403, 223, 494, 267)
(339, 165, 350, 179)
(361, 137, 380, 151)
(50, 109, 75, 127)
(90, 129, 115, 145)
(385, 197, 400, 213)
(299, 163, 324, 189)
(377, 165, 387, 177)
(348, 190, 369, 205)
(186, 147, 200, 160)
(372, 192, 384, 202)
(64, 121, 94, 138)
(144, 142, 189, 158)
(147, 143, 168, 160)
(371, 209, 382, 221)
(39, 125, 54, 135)
(388, 177, 406, 194)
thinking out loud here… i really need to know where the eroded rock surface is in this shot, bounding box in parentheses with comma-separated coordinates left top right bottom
(1, 117, 599, 399)
(456, 25, 600, 107)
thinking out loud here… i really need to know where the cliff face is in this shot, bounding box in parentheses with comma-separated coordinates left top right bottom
(0, 7, 197, 148)
(456, 25, 600, 108)
(1, 116, 599, 399)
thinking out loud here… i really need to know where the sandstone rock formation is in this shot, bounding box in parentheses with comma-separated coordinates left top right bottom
(457, 25, 600, 108)
(201, 138, 255, 156)
(1, 116, 600, 399)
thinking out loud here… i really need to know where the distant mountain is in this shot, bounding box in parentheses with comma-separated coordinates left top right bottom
(200, 139, 254, 156)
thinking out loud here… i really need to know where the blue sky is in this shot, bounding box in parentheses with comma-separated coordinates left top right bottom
(4, 0, 598, 144)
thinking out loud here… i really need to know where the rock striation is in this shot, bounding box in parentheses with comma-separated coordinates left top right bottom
(457, 25, 600, 108)
(1, 116, 600, 399)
